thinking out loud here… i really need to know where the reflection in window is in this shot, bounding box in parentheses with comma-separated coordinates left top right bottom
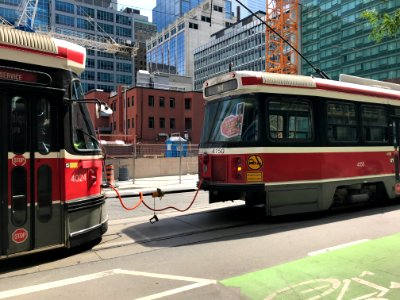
(202, 96, 259, 143)
(327, 102, 358, 142)
(70, 80, 100, 151)
(37, 165, 52, 221)
(362, 106, 388, 142)
(269, 100, 312, 140)
(71, 102, 100, 151)
(37, 98, 52, 154)
(11, 167, 27, 226)
(10, 96, 27, 154)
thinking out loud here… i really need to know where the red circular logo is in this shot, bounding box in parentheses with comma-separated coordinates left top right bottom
(12, 228, 28, 244)
(12, 155, 26, 166)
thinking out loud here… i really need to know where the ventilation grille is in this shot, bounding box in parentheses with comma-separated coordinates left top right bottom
(0, 25, 57, 54)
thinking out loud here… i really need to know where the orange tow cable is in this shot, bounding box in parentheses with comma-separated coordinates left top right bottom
(110, 185, 143, 210)
(108, 179, 203, 213)
(140, 179, 203, 212)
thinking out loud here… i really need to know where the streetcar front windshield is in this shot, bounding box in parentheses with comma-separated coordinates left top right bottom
(70, 80, 100, 151)
(201, 95, 259, 143)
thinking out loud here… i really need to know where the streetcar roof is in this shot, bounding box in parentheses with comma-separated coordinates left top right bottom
(0, 25, 85, 75)
(203, 71, 400, 105)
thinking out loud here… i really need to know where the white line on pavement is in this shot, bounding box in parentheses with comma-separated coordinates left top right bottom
(0, 269, 216, 299)
(308, 239, 369, 256)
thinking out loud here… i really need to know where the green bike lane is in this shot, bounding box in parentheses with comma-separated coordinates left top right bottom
(221, 233, 400, 299)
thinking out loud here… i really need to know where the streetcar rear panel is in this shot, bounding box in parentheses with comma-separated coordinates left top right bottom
(199, 71, 400, 216)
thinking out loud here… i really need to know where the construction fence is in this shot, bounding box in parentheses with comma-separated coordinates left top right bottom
(102, 143, 199, 180)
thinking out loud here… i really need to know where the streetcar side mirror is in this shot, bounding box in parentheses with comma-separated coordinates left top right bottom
(96, 103, 113, 118)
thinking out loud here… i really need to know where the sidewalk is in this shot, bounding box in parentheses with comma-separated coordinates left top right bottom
(103, 174, 199, 198)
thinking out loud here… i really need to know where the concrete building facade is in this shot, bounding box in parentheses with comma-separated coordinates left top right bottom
(193, 11, 266, 91)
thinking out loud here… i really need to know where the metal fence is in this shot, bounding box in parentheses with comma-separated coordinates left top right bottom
(102, 143, 199, 159)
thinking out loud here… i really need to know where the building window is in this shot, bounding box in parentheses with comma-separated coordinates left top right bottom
(169, 97, 175, 108)
(159, 117, 165, 129)
(185, 98, 191, 110)
(148, 95, 154, 107)
(185, 118, 192, 130)
(77, 18, 94, 30)
(97, 60, 114, 71)
(170, 118, 175, 129)
(98, 22, 114, 34)
(77, 6, 94, 17)
(97, 10, 114, 22)
(55, 14, 74, 27)
(55, 0, 74, 13)
(148, 117, 154, 129)
(213, 5, 223, 12)
(116, 14, 131, 26)
(131, 96, 134, 106)
(159, 97, 165, 107)
(189, 22, 198, 29)
(116, 26, 132, 37)
(97, 72, 113, 83)
(131, 117, 134, 128)
(127, 118, 130, 129)
(201, 16, 211, 23)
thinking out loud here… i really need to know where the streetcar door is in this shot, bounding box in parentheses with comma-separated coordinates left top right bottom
(0, 90, 62, 256)
(391, 116, 400, 184)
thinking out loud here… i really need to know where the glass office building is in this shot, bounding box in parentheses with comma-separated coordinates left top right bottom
(0, 0, 156, 92)
(152, 0, 203, 32)
(231, 0, 265, 18)
(193, 12, 266, 91)
(301, 0, 400, 82)
(147, 0, 236, 79)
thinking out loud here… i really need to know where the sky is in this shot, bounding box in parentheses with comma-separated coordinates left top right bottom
(117, 0, 156, 22)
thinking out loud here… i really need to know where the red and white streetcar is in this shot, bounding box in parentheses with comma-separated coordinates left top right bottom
(0, 25, 108, 258)
(199, 71, 400, 215)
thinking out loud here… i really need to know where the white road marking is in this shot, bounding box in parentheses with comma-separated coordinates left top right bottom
(114, 269, 217, 284)
(0, 270, 116, 299)
(0, 269, 216, 299)
(308, 239, 369, 256)
(135, 282, 215, 300)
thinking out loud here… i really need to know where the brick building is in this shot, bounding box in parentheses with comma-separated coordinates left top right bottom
(86, 83, 205, 145)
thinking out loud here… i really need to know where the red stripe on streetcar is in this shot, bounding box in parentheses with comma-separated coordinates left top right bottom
(316, 81, 400, 101)
(57, 46, 85, 65)
(241, 76, 263, 85)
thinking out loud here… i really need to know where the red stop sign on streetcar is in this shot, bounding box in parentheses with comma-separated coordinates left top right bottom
(12, 228, 28, 243)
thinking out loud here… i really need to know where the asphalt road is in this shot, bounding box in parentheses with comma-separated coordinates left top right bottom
(1, 193, 400, 299)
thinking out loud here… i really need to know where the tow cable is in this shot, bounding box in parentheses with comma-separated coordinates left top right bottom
(105, 179, 204, 224)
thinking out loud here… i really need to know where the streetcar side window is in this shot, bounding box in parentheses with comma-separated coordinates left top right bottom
(361, 105, 388, 143)
(327, 102, 358, 142)
(268, 99, 313, 141)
